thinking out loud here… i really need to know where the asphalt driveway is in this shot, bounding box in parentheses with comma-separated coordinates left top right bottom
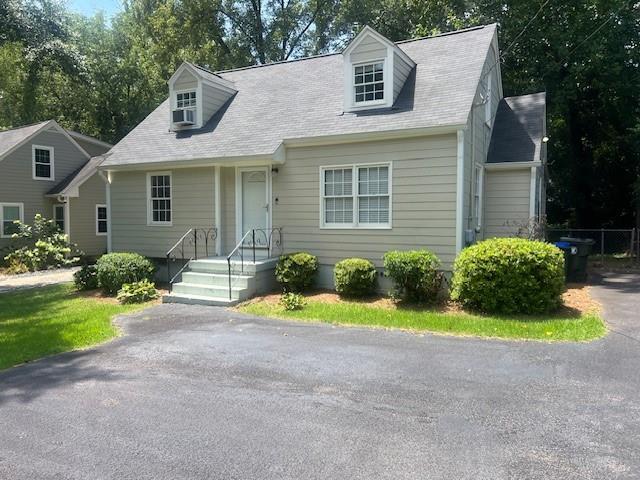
(1, 275, 639, 479)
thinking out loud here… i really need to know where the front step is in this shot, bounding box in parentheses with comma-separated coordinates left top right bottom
(162, 293, 239, 307)
(163, 256, 278, 306)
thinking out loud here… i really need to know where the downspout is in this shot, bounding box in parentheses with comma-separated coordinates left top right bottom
(455, 130, 465, 253)
(98, 170, 112, 252)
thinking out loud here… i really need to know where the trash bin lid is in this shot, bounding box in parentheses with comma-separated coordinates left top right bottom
(555, 241, 571, 249)
(559, 236, 596, 245)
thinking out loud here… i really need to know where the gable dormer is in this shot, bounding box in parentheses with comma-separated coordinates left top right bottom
(168, 62, 237, 131)
(342, 26, 415, 112)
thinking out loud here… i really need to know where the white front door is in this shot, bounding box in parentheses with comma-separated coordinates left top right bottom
(238, 168, 269, 246)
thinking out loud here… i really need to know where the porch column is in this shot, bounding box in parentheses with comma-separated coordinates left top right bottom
(214, 166, 222, 255)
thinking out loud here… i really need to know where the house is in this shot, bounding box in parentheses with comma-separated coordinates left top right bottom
(98, 24, 546, 305)
(0, 120, 112, 256)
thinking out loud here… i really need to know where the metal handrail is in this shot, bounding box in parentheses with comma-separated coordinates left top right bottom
(226, 228, 283, 300)
(166, 227, 218, 292)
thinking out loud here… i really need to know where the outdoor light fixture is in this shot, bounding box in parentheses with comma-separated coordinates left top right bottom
(542, 136, 550, 143)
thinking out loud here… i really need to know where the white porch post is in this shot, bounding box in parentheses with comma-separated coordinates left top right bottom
(214, 166, 222, 255)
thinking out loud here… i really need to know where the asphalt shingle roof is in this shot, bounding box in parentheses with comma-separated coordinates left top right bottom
(47, 155, 105, 196)
(0, 121, 50, 159)
(487, 92, 546, 163)
(102, 24, 497, 167)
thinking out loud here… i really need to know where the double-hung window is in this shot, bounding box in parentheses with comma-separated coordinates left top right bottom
(148, 173, 172, 225)
(53, 204, 65, 232)
(321, 164, 391, 228)
(1, 203, 23, 238)
(32, 145, 54, 180)
(354, 61, 384, 104)
(96, 204, 108, 235)
(176, 91, 196, 109)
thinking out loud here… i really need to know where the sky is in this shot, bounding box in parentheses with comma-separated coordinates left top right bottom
(68, 0, 123, 19)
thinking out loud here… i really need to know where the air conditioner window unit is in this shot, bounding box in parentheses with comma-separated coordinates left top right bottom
(172, 108, 195, 126)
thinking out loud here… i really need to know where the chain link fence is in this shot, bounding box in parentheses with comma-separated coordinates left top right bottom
(546, 228, 640, 268)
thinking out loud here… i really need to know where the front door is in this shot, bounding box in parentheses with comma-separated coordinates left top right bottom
(239, 168, 269, 246)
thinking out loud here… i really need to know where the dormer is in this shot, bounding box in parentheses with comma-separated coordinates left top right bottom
(342, 26, 416, 113)
(168, 62, 237, 131)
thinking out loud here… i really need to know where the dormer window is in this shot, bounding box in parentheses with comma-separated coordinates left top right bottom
(177, 91, 196, 109)
(354, 62, 384, 104)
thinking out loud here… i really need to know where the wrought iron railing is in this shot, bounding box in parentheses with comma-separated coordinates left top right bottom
(166, 227, 218, 291)
(226, 228, 283, 300)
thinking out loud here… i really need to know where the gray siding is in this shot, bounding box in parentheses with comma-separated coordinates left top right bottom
(173, 70, 198, 91)
(462, 38, 502, 240)
(484, 168, 531, 238)
(202, 86, 234, 125)
(350, 35, 387, 64)
(393, 52, 412, 102)
(272, 135, 458, 269)
(69, 173, 107, 256)
(110, 167, 216, 257)
(0, 128, 88, 250)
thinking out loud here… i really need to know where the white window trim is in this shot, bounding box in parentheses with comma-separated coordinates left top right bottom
(474, 164, 484, 230)
(32, 145, 55, 181)
(53, 204, 65, 232)
(0, 202, 24, 238)
(352, 59, 387, 108)
(96, 204, 108, 236)
(175, 89, 197, 110)
(319, 162, 392, 230)
(146, 171, 173, 226)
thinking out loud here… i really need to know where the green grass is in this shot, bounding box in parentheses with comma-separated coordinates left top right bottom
(0, 283, 151, 370)
(239, 298, 606, 342)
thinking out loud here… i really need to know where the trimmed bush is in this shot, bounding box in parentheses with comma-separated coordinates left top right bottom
(279, 292, 306, 311)
(96, 252, 155, 295)
(450, 237, 565, 314)
(334, 258, 377, 297)
(383, 249, 442, 302)
(117, 279, 159, 304)
(275, 252, 318, 292)
(74, 264, 98, 290)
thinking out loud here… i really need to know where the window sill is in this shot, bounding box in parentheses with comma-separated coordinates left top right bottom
(147, 222, 173, 227)
(33, 177, 55, 181)
(320, 225, 392, 230)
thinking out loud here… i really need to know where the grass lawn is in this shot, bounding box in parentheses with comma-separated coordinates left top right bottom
(239, 294, 606, 342)
(0, 283, 152, 370)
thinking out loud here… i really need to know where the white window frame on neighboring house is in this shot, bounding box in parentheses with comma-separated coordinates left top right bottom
(96, 204, 108, 236)
(0, 202, 24, 238)
(319, 162, 392, 229)
(147, 172, 172, 226)
(32, 145, 55, 181)
(474, 164, 484, 230)
(53, 204, 65, 232)
(353, 60, 386, 107)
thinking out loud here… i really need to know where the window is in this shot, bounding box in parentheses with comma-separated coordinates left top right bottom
(96, 205, 108, 235)
(176, 91, 196, 109)
(321, 164, 391, 228)
(474, 165, 483, 229)
(354, 62, 384, 104)
(148, 173, 172, 225)
(53, 204, 65, 232)
(32, 145, 54, 180)
(1, 203, 23, 238)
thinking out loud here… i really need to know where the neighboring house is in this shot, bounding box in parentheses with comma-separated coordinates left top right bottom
(0, 120, 112, 256)
(99, 24, 546, 305)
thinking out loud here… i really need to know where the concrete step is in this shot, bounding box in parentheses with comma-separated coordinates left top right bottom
(189, 257, 278, 275)
(172, 282, 250, 300)
(181, 271, 254, 289)
(162, 293, 238, 307)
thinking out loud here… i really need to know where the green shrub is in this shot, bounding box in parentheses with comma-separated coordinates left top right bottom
(96, 252, 155, 294)
(383, 249, 442, 302)
(117, 279, 159, 304)
(334, 258, 377, 297)
(4, 214, 81, 271)
(74, 264, 98, 290)
(450, 237, 565, 314)
(279, 292, 306, 311)
(275, 252, 318, 292)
